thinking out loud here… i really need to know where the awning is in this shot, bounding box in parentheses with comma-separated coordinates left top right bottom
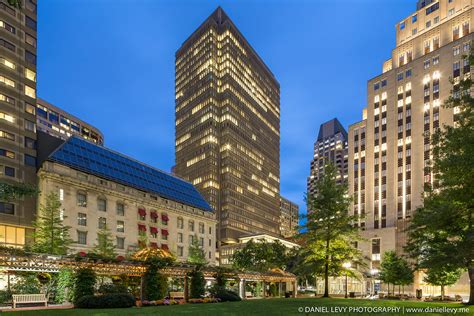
(138, 208, 146, 216)
(150, 227, 158, 234)
(150, 242, 158, 249)
(161, 213, 169, 221)
(150, 211, 158, 219)
(161, 229, 169, 236)
(161, 244, 169, 250)
(138, 224, 146, 231)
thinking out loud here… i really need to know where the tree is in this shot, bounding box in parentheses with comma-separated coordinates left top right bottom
(232, 239, 290, 272)
(424, 267, 463, 301)
(73, 268, 96, 305)
(406, 46, 474, 305)
(378, 251, 413, 295)
(0, 182, 37, 201)
(299, 163, 363, 297)
(187, 236, 207, 266)
(188, 269, 205, 299)
(92, 225, 116, 259)
(31, 192, 73, 255)
(143, 262, 168, 300)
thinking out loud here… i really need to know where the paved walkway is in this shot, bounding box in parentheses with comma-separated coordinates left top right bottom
(0, 304, 73, 312)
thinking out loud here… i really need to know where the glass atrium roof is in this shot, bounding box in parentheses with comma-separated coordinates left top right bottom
(47, 136, 213, 212)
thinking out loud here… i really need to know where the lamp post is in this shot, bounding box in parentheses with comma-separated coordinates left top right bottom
(343, 262, 352, 298)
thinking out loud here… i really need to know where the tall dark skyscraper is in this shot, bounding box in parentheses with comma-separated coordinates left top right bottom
(175, 7, 281, 244)
(0, 1, 37, 247)
(307, 118, 348, 199)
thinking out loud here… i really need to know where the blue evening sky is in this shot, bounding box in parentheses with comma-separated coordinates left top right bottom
(38, 0, 414, 221)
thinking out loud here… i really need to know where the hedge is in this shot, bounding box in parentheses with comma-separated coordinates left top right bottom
(75, 293, 135, 309)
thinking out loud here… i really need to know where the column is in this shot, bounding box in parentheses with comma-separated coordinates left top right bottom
(184, 277, 189, 302)
(293, 281, 298, 298)
(238, 279, 245, 299)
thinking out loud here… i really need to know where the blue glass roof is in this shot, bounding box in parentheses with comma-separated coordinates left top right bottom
(47, 136, 213, 212)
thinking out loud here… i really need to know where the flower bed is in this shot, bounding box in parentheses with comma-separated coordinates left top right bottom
(141, 298, 220, 306)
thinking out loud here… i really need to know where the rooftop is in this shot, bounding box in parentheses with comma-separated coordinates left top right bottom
(46, 136, 213, 212)
(317, 118, 348, 142)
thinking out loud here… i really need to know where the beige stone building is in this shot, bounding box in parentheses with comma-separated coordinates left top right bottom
(349, 0, 472, 296)
(0, 1, 37, 247)
(279, 196, 299, 238)
(37, 136, 217, 264)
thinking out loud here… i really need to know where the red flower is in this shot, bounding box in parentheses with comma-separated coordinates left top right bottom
(78, 251, 87, 257)
(116, 255, 125, 261)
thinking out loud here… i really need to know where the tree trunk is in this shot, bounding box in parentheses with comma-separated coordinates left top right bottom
(399, 284, 401, 295)
(323, 238, 330, 298)
(468, 266, 474, 305)
(441, 285, 445, 301)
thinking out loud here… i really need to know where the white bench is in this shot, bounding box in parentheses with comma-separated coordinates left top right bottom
(12, 294, 48, 308)
(245, 291, 253, 298)
(169, 291, 185, 299)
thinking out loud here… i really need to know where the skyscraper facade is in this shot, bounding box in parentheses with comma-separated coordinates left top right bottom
(0, 1, 37, 247)
(349, 0, 473, 279)
(307, 118, 348, 199)
(279, 196, 299, 238)
(175, 7, 280, 244)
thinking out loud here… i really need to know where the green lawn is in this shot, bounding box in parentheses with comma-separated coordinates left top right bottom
(4, 298, 474, 316)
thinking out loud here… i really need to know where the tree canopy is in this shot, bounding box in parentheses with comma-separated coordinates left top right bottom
(232, 239, 291, 272)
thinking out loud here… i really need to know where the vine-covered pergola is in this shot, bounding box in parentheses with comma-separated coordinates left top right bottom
(0, 252, 297, 300)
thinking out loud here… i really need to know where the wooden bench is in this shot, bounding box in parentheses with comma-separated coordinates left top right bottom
(245, 291, 253, 298)
(12, 294, 48, 308)
(169, 291, 185, 300)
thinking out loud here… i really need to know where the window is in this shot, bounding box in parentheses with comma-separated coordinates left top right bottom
(77, 192, 87, 207)
(177, 246, 184, 257)
(25, 85, 36, 99)
(4, 166, 14, 177)
(25, 33, 36, 47)
(209, 226, 212, 235)
(405, 69, 412, 77)
(412, 14, 417, 23)
(0, 75, 14, 87)
(25, 51, 36, 65)
(0, 202, 14, 215)
(78, 213, 87, 226)
(426, 2, 439, 15)
(434, 16, 439, 24)
(25, 68, 36, 82)
(0, 130, 14, 141)
(199, 237, 204, 247)
(116, 237, 125, 249)
(98, 217, 106, 229)
(116, 202, 124, 216)
(25, 103, 35, 115)
(0, 20, 15, 33)
(25, 120, 35, 132)
(177, 217, 184, 229)
(397, 73, 403, 81)
(371, 238, 381, 261)
(373, 82, 379, 90)
(25, 16, 36, 30)
(189, 235, 194, 244)
(433, 56, 439, 65)
(400, 22, 405, 30)
(77, 231, 87, 245)
(453, 26, 460, 40)
(424, 60, 430, 69)
(454, 46, 460, 56)
(0, 149, 15, 159)
(0, 57, 14, 69)
(426, 21, 431, 28)
(178, 232, 183, 243)
(117, 220, 124, 233)
(0, 39, 15, 52)
(199, 222, 205, 234)
(463, 42, 471, 52)
(97, 198, 107, 212)
(24, 154, 35, 166)
(0, 225, 25, 245)
(381, 79, 387, 87)
(448, 8, 455, 16)
(189, 220, 194, 232)
(412, 28, 417, 35)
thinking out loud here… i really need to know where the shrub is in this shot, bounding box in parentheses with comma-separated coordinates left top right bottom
(73, 268, 96, 305)
(75, 293, 135, 309)
(0, 289, 12, 305)
(11, 273, 41, 294)
(188, 269, 205, 298)
(98, 283, 129, 294)
(143, 262, 168, 300)
(56, 268, 74, 303)
(213, 287, 241, 302)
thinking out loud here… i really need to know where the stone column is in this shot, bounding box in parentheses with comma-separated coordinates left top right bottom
(293, 281, 298, 298)
(238, 278, 245, 299)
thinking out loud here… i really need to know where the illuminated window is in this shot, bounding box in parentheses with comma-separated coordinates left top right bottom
(25, 68, 36, 82)
(25, 85, 36, 98)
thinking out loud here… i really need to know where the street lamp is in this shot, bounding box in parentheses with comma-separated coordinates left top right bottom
(343, 262, 352, 298)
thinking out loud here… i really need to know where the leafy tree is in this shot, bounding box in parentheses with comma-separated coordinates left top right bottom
(187, 236, 207, 266)
(424, 267, 463, 301)
(299, 163, 363, 297)
(7, 0, 22, 9)
(31, 192, 73, 255)
(92, 225, 116, 259)
(379, 251, 413, 295)
(0, 182, 37, 201)
(232, 239, 290, 272)
(11, 273, 41, 294)
(73, 268, 96, 305)
(406, 45, 474, 305)
(188, 269, 205, 299)
(143, 262, 168, 300)
(55, 268, 74, 303)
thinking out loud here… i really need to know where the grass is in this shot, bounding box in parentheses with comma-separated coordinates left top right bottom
(4, 298, 474, 316)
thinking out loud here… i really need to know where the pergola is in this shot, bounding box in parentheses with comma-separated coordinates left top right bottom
(0, 253, 297, 300)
